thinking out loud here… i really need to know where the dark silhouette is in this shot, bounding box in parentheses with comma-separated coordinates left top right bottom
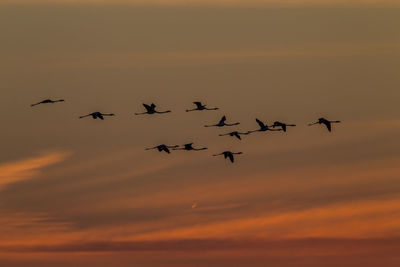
(219, 131, 249, 140)
(272, 121, 296, 132)
(186, 102, 219, 112)
(31, 99, 64, 107)
(247, 119, 282, 134)
(79, 112, 115, 120)
(308, 117, 341, 132)
(173, 143, 208, 151)
(145, 144, 179, 154)
(213, 151, 243, 163)
(135, 103, 171, 115)
(204, 116, 240, 127)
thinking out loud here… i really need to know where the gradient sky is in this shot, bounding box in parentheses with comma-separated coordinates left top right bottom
(1, 1, 400, 266)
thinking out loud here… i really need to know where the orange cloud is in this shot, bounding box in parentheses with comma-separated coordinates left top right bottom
(0, 151, 71, 190)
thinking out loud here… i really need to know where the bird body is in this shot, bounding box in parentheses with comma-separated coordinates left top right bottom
(186, 102, 219, 112)
(173, 143, 208, 151)
(272, 121, 296, 132)
(308, 117, 341, 132)
(247, 118, 282, 134)
(31, 99, 64, 107)
(213, 151, 243, 163)
(135, 103, 171, 115)
(205, 116, 240, 127)
(146, 144, 179, 154)
(219, 131, 248, 140)
(79, 112, 115, 120)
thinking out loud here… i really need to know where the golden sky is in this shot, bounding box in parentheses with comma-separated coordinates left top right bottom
(0, 2, 400, 266)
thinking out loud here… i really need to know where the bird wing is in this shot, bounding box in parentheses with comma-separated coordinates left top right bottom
(164, 147, 171, 153)
(324, 121, 332, 132)
(219, 116, 227, 124)
(256, 119, 265, 128)
(233, 132, 241, 140)
(228, 153, 234, 163)
(193, 102, 202, 108)
(143, 104, 152, 112)
(282, 124, 287, 132)
(98, 114, 104, 120)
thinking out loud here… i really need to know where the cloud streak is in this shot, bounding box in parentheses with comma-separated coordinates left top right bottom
(0, 152, 71, 190)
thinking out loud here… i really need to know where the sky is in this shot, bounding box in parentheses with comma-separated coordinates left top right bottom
(0, 1, 400, 266)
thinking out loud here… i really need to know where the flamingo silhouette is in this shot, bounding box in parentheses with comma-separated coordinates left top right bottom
(219, 131, 249, 140)
(213, 151, 243, 163)
(204, 116, 240, 127)
(135, 103, 171, 115)
(308, 117, 341, 132)
(145, 144, 179, 154)
(31, 99, 64, 107)
(79, 112, 115, 120)
(272, 121, 296, 132)
(247, 119, 282, 134)
(186, 102, 219, 112)
(173, 143, 208, 151)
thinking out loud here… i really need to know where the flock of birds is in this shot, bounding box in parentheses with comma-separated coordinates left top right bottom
(31, 98, 341, 163)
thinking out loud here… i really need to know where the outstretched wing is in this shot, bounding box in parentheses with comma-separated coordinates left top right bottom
(324, 121, 332, 132)
(228, 153, 234, 163)
(143, 104, 153, 112)
(98, 113, 104, 120)
(193, 102, 203, 108)
(219, 116, 227, 124)
(256, 119, 265, 128)
(233, 132, 241, 140)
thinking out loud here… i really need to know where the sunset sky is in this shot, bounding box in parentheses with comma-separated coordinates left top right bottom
(1, 0, 400, 266)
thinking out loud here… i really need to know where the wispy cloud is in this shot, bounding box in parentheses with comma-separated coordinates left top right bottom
(0, 152, 71, 190)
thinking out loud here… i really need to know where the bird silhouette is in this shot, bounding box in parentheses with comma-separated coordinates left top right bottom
(31, 99, 64, 107)
(135, 103, 171, 115)
(173, 143, 208, 151)
(272, 121, 296, 132)
(213, 151, 243, 163)
(79, 112, 115, 120)
(145, 144, 179, 154)
(247, 119, 282, 134)
(219, 131, 249, 140)
(204, 116, 240, 127)
(186, 102, 219, 112)
(308, 117, 341, 132)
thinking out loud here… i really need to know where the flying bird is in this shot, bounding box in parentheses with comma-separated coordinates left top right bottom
(31, 99, 64, 107)
(247, 118, 282, 134)
(135, 103, 171, 115)
(79, 112, 115, 120)
(272, 121, 296, 132)
(204, 116, 240, 127)
(308, 117, 341, 132)
(219, 131, 249, 140)
(173, 143, 208, 151)
(213, 151, 243, 163)
(186, 102, 219, 112)
(145, 144, 179, 154)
